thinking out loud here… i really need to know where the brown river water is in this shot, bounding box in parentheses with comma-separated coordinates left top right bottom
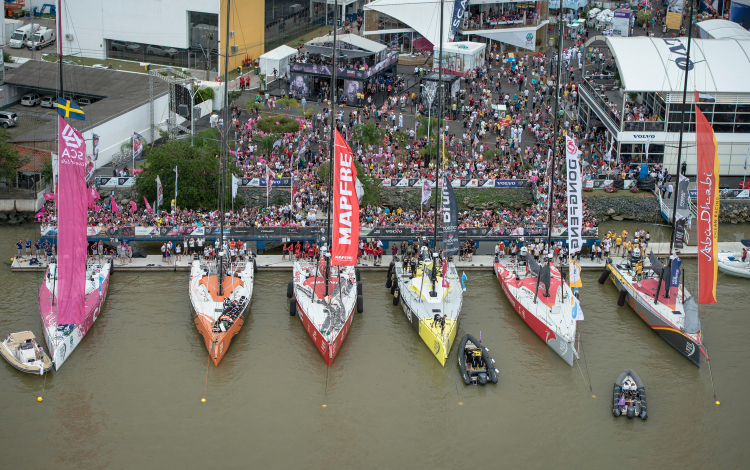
(1, 223, 748, 469)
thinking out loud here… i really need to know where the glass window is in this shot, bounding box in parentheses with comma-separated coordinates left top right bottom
(714, 104, 736, 113)
(713, 123, 734, 133)
(736, 104, 750, 113)
(735, 123, 750, 133)
(713, 113, 736, 123)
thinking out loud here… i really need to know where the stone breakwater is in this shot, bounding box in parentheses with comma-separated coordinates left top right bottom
(583, 194, 662, 224)
(718, 200, 750, 224)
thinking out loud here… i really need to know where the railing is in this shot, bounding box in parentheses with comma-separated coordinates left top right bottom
(579, 78, 621, 128)
(622, 121, 666, 132)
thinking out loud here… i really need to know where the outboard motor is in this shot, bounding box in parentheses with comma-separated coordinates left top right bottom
(626, 406, 636, 419)
(478, 372, 488, 386)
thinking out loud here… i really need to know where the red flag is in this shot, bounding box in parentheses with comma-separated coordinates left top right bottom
(331, 130, 359, 266)
(695, 106, 719, 304)
(144, 197, 153, 213)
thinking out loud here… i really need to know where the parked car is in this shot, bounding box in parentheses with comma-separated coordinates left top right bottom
(147, 45, 177, 57)
(91, 64, 112, 69)
(77, 97, 92, 106)
(40, 96, 56, 108)
(0, 111, 19, 128)
(21, 93, 42, 106)
(110, 40, 127, 52)
(126, 43, 141, 52)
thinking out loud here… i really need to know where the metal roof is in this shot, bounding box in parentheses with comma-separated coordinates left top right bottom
(4, 60, 168, 142)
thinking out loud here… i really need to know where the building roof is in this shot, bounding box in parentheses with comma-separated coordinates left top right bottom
(696, 19, 750, 40)
(259, 44, 298, 60)
(606, 37, 750, 94)
(365, 0, 455, 48)
(440, 41, 485, 54)
(12, 144, 51, 173)
(4, 61, 169, 143)
(306, 33, 387, 56)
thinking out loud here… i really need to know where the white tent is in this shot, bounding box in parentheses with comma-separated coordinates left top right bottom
(435, 41, 486, 75)
(606, 37, 750, 93)
(696, 19, 750, 40)
(259, 45, 297, 78)
(364, 0, 456, 48)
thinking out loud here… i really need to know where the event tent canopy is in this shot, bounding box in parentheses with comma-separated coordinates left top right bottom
(364, 0, 456, 48)
(259, 45, 297, 78)
(305, 33, 387, 59)
(696, 19, 750, 40)
(606, 37, 750, 94)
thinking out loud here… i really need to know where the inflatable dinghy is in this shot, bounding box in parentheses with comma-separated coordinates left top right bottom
(458, 334, 498, 386)
(612, 369, 647, 420)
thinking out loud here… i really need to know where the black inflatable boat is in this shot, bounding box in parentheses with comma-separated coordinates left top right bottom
(458, 334, 498, 386)
(612, 369, 647, 420)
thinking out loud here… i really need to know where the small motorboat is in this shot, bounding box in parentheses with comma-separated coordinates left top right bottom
(1, 331, 52, 375)
(718, 251, 750, 279)
(612, 369, 647, 420)
(458, 334, 498, 386)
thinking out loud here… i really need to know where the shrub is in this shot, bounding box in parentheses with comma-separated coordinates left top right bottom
(604, 185, 617, 193)
(194, 87, 215, 105)
(256, 115, 300, 134)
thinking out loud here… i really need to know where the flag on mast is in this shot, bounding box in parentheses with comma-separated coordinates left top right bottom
(695, 104, 720, 305)
(231, 174, 239, 200)
(173, 166, 179, 200)
(155, 176, 163, 207)
(331, 130, 359, 266)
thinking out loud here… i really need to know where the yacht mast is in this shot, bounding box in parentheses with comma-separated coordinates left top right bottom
(324, 0, 339, 297)
(218, 0, 232, 296)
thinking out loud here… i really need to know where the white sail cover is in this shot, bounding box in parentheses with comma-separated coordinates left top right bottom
(365, 0, 455, 48)
(565, 136, 583, 254)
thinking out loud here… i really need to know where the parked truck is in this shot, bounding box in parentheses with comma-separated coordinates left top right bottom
(26, 27, 55, 49)
(9, 23, 42, 48)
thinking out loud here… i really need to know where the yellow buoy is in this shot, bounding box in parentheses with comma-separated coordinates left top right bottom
(37, 397, 43, 402)
(458, 402, 463, 406)
(201, 398, 206, 403)
(592, 395, 597, 398)
(322, 404, 327, 408)
(716, 401, 720, 405)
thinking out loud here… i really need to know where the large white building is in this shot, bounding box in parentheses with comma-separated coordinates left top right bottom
(578, 36, 750, 176)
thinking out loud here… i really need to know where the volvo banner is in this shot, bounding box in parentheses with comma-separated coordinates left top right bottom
(565, 136, 583, 254)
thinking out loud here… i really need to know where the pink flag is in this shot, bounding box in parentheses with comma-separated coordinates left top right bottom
(129, 201, 137, 213)
(43, 192, 56, 201)
(56, 116, 88, 325)
(144, 197, 153, 213)
(111, 196, 119, 214)
(266, 165, 273, 196)
(35, 205, 45, 220)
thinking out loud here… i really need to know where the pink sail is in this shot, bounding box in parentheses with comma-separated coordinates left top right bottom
(56, 116, 88, 325)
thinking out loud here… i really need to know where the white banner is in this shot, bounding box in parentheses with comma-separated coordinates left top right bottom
(232, 174, 239, 200)
(565, 136, 583, 254)
(469, 27, 537, 51)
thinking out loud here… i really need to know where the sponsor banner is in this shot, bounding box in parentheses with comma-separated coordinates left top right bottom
(96, 177, 136, 187)
(450, 0, 469, 41)
(442, 176, 460, 256)
(565, 136, 583, 254)
(696, 107, 719, 305)
(288, 51, 398, 80)
(332, 131, 359, 266)
(42, 225, 598, 240)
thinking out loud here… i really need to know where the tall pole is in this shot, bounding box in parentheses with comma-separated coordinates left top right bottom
(430, 0, 445, 298)
(324, 0, 338, 297)
(218, 0, 232, 297)
(546, 7, 564, 252)
(58, 0, 63, 95)
(667, 0, 694, 258)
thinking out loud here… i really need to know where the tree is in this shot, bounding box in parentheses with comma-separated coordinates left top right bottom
(416, 115, 438, 140)
(134, 138, 236, 210)
(0, 129, 27, 194)
(317, 160, 380, 207)
(352, 121, 385, 152)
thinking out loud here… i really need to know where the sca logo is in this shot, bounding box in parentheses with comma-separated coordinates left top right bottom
(526, 33, 533, 42)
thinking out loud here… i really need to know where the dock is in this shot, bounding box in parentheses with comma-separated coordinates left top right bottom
(10, 242, 745, 273)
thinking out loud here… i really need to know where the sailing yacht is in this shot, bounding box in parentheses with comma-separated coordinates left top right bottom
(493, 19, 580, 367)
(388, 0, 463, 366)
(189, 0, 255, 366)
(601, 8, 707, 367)
(39, 1, 111, 371)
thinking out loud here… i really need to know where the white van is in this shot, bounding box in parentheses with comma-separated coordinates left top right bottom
(9, 24, 42, 49)
(27, 27, 55, 50)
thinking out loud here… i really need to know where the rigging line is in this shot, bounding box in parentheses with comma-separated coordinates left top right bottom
(203, 353, 210, 400)
(149, 101, 170, 153)
(325, 363, 330, 395)
(579, 332, 593, 392)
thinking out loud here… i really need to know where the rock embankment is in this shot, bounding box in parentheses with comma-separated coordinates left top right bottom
(719, 200, 750, 224)
(583, 195, 662, 224)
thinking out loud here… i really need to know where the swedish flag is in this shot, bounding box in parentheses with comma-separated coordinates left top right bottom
(57, 97, 85, 120)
